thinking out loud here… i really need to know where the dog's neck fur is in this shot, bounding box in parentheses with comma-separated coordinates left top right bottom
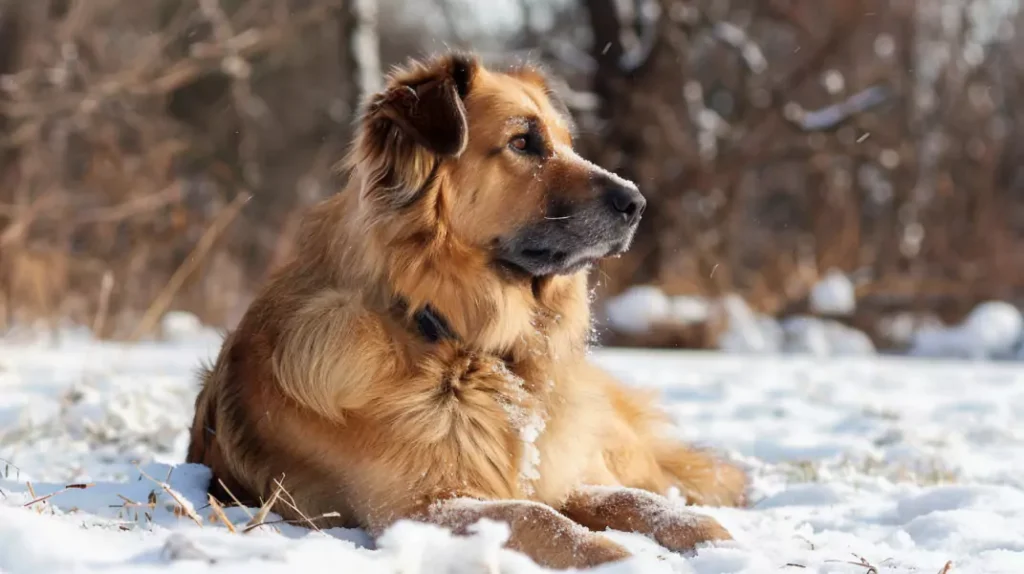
(293, 176, 594, 374)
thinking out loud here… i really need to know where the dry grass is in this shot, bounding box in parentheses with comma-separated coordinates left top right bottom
(22, 481, 93, 508)
(824, 554, 883, 574)
(783, 552, 953, 572)
(820, 555, 953, 574)
(136, 466, 203, 526)
(767, 455, 959, 490)
(127, 191, 250, 341)
(0, 0, 357, 340)
(4, 463, 336, 535)
(207, 494, 237, 533)
(239, 475, 341, 533)
(3, 0, 1024, 351)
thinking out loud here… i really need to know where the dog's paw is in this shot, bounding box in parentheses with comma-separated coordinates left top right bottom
(653, 512, 733, 555)
(571, 533, 634, 568)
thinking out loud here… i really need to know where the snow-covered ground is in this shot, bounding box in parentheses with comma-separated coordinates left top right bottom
(2, 326, 1023, 573)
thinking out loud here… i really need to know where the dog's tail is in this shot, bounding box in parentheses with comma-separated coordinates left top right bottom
(590, 364, 749, 508)
(652, 439, 749, 508)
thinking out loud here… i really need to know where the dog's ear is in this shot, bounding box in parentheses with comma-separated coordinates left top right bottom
(348, 53, 478, 207)
(372, 53, 477, 157)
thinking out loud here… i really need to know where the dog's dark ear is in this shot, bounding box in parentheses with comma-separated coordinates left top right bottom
(373, 54, 477, 157)
(348, 53, 478, 207)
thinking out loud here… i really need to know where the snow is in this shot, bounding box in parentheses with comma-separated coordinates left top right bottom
(602, 285, 709, 335)
(715, 294, 785, 354)
(779, 315, 876, 357)
(603, 285, 673, 335)
(715, 271, 863, 354)
(602, 288, 876, 358)
(492, 361, 547, 493)
(910, 301, 1024, 360)
(602, 283, 1024, 363)
(809, 270, 857, 316)
(3, 327, 1024, 573)
(515, 411, 546, 489)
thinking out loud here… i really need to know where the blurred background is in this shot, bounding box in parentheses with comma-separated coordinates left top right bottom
(2, 0, 1024, 359)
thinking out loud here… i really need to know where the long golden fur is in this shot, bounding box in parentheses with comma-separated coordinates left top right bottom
(186, 52, 748, 569)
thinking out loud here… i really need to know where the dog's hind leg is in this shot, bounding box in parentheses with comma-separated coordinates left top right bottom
(421, 497, 632, 569)
(560, 485, 733, 556)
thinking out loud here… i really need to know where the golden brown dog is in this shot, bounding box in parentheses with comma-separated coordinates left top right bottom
(186, 52, 748, 569)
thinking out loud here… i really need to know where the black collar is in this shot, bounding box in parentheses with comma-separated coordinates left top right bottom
(392, 297, 459, 343)
(413, 304, 459, 343)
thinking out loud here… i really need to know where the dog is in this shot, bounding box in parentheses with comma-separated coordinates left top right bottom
(186, 51, 748, 569)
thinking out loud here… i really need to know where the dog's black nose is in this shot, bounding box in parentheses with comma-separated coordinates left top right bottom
(603, 180, 646, 225)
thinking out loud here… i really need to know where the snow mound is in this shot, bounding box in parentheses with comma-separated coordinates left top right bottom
(809, 270, 856, 316)
(604, 288, 876, 357)
(780, 315, 875, 356)
(602, 285, 710, 335)
(717, 297, 876, 357)
(159, 311, 211, 342)
(603, 285, 672, 335)
(716, 294, 783, 354)
(909, 301, 1024, 360)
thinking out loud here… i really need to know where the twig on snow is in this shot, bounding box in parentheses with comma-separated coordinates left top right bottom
(824, 554, 880, 574)
(1, 457, 21, 480)
(244, 478, 283, 533)
(241, 511, 341, 534)
(136, 466, 203, 526)
(216, 477, 256, 521)
(207, 494, 237, 533)
(23, 482, 94, 508)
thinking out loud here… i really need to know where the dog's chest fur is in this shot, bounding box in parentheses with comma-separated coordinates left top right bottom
(422, 302, 603, 505)
(500, 354, 609, 505)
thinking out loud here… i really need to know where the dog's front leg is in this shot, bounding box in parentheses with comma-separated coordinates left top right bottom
(423, 497, 632, 570)
(560, 485, 733, 556)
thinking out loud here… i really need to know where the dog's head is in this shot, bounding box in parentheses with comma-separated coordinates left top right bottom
(349, 52, 645, 279)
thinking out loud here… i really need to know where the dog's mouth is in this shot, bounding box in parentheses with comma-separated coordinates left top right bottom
(495, 240, 629, 278)
(493, 201, 641, 279)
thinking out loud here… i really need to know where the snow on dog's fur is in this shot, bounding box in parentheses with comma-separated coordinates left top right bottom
(185, 52, 748, 569)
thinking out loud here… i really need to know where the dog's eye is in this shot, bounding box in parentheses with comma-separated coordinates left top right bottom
(509, 133, 547, 157)
(509, 135, 531, 153)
